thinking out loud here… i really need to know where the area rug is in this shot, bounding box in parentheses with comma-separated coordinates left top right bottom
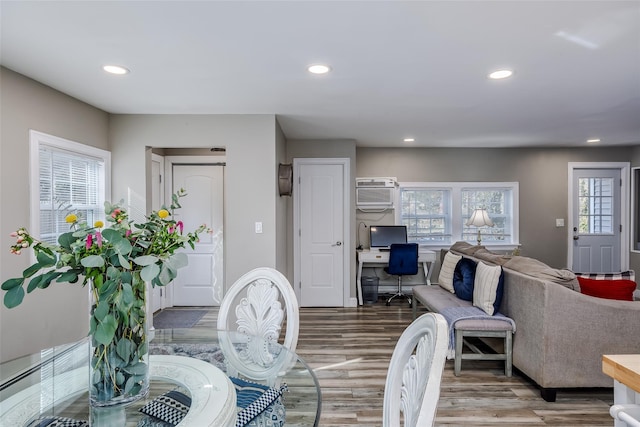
(153, 309, 208, 329)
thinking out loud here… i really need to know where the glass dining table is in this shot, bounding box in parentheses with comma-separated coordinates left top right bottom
(0, 329, 321, 426)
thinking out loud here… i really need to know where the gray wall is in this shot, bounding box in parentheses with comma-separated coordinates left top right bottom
(109, 114, 284, 290)
(357, 146, 635, 269)
(0, 67, 110, 362)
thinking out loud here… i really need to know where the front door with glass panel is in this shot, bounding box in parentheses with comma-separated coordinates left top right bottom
(572, 168, 621, 273)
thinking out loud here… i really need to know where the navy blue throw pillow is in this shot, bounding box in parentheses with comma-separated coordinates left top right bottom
(453, 257, 477, 301)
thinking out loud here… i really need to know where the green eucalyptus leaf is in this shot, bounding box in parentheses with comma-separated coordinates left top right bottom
(99, 279, 117, 298)
(57, 232, 76, 249)
(124, 362, 148, 376)
(116, 338, 134, 362)
(120, 271, 132, 285)
(81, 255, 105, 268)
(106, 266, 120, 280)
(4, 286, 25, 308)
(118, 253, 131, 270)
(89, 315, 97, 335)
(114, 239, 132, 255)
(94, 300, 110, 321)
(166, 252, 188, 270)
(140, 264, 160, 282)
(23, 263, 43, 278)
(36, 250, 56, 267)
(122, 283, 134, 305)
(158, 262, 178, 286)
(72, 229, 89, 238)
(39, 271, 62, 289)
(116, 371, 125, 385)
(101, 228, 123, 242)
(1, 278, 24, 291)
(57, 271, 79, 283)
(94, 314, 117, 345)
(92, 368, 102, 385)
(132, 255, 158, 267)
(27, 275, 45, 293)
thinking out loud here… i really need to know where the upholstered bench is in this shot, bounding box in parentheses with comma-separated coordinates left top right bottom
(452, 317, 513, 377)
(412, 284, 515, 377)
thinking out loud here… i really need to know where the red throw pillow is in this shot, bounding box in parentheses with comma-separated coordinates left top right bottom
(577, 277, 636, 301)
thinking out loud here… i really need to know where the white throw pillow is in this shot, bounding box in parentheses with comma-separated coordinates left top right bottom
(438, 251, 462, 293)
(473, 261, 503, 315)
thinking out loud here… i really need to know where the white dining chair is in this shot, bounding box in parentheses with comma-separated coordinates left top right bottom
(382, 312, 448, 427)
(217, 267, 299, 381)
(610, 404, 640, 427)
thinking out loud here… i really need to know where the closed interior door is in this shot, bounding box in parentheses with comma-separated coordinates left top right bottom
(572, 168, 621, 272)
(171, 164, 224, 306)
(299, 162, 345, 306)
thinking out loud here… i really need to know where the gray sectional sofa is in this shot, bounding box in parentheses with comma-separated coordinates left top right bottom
(415, 241, 640, 402)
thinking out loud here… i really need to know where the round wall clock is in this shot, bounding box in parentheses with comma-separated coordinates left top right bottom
(278, 163, 293, 196)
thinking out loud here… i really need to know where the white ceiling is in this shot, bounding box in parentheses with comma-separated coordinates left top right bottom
(2, 1, 639, 148)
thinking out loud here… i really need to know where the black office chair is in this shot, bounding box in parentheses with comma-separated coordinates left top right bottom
(384, 243, 419, 306)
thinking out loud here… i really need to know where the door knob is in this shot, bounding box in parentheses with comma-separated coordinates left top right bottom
(332, 241, 342, 246)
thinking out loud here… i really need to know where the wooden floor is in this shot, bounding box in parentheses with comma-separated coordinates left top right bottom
(192, 303, 614, 426)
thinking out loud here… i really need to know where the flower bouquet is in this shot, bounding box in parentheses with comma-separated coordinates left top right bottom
(2, 189, 209, 406)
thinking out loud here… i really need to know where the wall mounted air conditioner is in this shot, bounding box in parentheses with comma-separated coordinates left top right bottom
(356, 177, 398, 210)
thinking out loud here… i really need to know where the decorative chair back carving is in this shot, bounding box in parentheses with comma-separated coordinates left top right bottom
(382, 312, 448, 427)
(217, 267, 299, 381)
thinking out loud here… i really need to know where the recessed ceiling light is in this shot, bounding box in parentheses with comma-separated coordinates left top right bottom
(103, 65, 130, 75)
(403, 138, 415, 143)
(587, 138, 601, 144)
(307, 64, 331, 74)
(488, 69, 513, 80)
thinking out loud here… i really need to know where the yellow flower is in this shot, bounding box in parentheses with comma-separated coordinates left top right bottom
(158, 209, 170, 219)
(65, 214, 78, 223)
(94, 220, 104, 228)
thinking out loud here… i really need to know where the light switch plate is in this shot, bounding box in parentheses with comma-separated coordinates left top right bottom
(255, 222, 263, 233)
(556, 218, 565, 227)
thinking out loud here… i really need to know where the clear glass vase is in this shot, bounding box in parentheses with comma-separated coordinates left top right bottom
(89, 270, 149, 407)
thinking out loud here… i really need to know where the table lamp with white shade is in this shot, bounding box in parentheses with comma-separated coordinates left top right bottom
(466, 208, 494, 245)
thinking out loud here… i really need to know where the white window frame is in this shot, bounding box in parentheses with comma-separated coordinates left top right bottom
(396, 181, 519, 250)
(29, 130, 111, 245)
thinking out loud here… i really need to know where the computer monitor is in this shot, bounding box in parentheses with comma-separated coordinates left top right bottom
(369, 225, 407, 249)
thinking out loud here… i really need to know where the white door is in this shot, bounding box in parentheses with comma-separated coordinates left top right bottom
(150, 154, 164, 312)
(571, 168, 621, 273)
(296, 160, 348, 307)
(170, 164, 224, 306)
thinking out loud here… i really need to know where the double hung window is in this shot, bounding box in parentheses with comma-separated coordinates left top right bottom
(398, 182, 518, 247)
(30, 131, 110, 244)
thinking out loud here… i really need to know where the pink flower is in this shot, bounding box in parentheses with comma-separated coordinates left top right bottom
(126, 230, 131, 237)
(177, 221, 184, 234)
(10, 232, 17, 238)
(86, 234, 93, 249)
(96, 231, 102, 247)
(168, 226, 174, 234)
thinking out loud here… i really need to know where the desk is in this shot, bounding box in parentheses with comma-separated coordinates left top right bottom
(0, 329, 321, 426)
(603, 354, 640, 427)
(356, 249, 437, 305)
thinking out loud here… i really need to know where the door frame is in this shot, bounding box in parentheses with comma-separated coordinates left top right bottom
(567, 162, 630, 271)
(150, 153, 166, 312)
(293, 158, 351, 307)
(164, 155, 226, 307)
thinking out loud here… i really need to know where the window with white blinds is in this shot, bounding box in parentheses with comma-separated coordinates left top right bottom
(398, 182, 519, 247)
(30, 131, 110, 244)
